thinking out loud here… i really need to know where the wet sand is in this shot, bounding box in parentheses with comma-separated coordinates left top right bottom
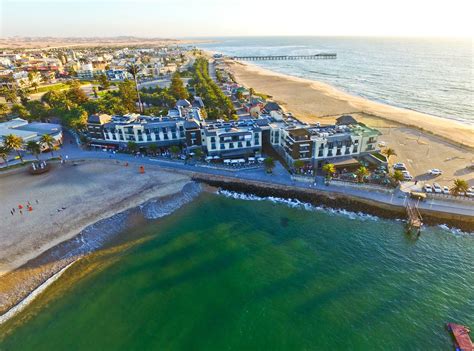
(0, 160, 191, 275)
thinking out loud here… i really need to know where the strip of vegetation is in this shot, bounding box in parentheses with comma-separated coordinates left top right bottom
(189, 58, 236, 120)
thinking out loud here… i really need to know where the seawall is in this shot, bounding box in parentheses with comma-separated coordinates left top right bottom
(192, 174, 474, 232)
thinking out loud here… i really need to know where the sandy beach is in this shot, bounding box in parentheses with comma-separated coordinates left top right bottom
(225, 60, 474, 186)
(0, 160, 191, 276)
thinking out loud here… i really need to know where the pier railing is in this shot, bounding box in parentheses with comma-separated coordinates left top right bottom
(232, 53, 337, 61)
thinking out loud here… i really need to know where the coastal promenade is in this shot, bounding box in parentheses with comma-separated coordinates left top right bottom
(5, 131, 470, 227)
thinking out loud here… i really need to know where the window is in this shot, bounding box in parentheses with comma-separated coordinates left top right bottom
(220, 143, 225, 149)
(229, 143, 234, 149)
(246, 141, 251, 147)
(211, 143, 216, 150)
(238, 142, 243, 148)
(328, 150, 333, 157)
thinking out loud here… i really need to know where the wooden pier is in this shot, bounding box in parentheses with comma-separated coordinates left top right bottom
(232, 53, 337, 61)
(406, 200, 423, 234)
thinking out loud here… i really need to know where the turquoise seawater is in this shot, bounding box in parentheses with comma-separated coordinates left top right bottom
(0, 193, 473, 350)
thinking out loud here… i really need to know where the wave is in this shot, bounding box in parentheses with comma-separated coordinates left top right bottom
(217, 189, 379, 222)
(437, 224, 473, 236)
(0, 182, 203, 326)
(141, 182, 202, 219)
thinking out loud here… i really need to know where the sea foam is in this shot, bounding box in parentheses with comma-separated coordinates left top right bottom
(217, 189, 379, 222)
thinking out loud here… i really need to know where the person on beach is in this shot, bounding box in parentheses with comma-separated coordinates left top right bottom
(36, 199, 39, 204)
(10, 210, 14, 216)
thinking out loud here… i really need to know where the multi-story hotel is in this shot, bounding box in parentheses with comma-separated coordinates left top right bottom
(200, 119, 264, 158)
(269, 115, 381, 167)
(87, 105, 379, 165)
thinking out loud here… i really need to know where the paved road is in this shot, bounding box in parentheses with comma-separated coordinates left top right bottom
(2, 131, 473, 218)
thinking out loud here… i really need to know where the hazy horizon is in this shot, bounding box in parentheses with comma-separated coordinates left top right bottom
(1, 0, 473, 38)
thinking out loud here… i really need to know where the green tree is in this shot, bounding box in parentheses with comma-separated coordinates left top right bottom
(382, 148, 397, 163)
(97, 74, 110, 90)
(193, 148, 203, 160)
(450, 179, 469, 196)
(355, 166, 369, 183)
(4, 134, 24, 163)
(148, 144, 158, 155)
(0, 103, 9, 117)
(66, 81, 89, 105)
(127, 141, 138, 153)
(391, 170, 404, 183)
(322, 163, 336, 179)
(25, 100, 50, 120)
(118, 80, 139, 112)
(293, 160, 305, 173)
(264, 157, 275, 174)
(10, 104, 30, 119)
(40, 134, 56, 158)
(169, 145, 181, 158)
(26, 140, 41, 160)
(0, 86, 18, 104)
(0, 145, 11, 167)
(125, 63, 143, 113)
(169, 72, 189, 100)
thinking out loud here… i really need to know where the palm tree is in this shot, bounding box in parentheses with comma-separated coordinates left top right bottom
(382, 148, 396, 163)
(126, 63, 144, 113)
(40, 134, 56, 158)
(322, 163, 336, 180)
(263, 157, 275, 174)
(127, 141, 138, 153)
(391, 170, 404, 183)
(148, 144, 158, 155)
(26, 140, 41, 160)
(0, 145, 11, 167)
(169, 145, 181, 158)
(4, 134, 24, 163)
(355, 166, 369, 183)
(450, 179, 469, 196)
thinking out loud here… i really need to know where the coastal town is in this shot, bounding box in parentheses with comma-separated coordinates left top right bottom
(1, 46, 473, 203)
(0, 0, 473, 346)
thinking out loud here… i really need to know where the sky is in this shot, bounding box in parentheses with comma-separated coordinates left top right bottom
(1, 0, 473, 38)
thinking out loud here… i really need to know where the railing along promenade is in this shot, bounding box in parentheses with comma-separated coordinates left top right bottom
(232, 53, 337, 61)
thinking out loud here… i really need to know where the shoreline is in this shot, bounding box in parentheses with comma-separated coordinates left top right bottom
(224, 59, 474, 149)
(0, 165, 471, 327)
(0, 181, 202, 323)
(192, 174, 474, 232)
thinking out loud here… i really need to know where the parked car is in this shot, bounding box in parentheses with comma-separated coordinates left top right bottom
(433, 183, 442, 193)
(401, 170, 413, 181)
(429, 169, 443, 176)
(393, 163, 407, 171)
(424, 184, 433, 193)
(442, 186, 450, 194)
(466, 187, 474, 197)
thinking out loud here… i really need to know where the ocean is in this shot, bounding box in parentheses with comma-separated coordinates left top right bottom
(1, 193, 472, 350)
(197, 36, 473, 124)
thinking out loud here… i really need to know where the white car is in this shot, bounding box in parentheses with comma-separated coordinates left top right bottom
(393, 163, 407, 171)
(429, 169, 443, 176)
(433, 183, 442, 193)
(442, 186, 450, 195)
(466, 187, 474, 197)
(424, 184, 433, 193)
(401, 170, 413, 181)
